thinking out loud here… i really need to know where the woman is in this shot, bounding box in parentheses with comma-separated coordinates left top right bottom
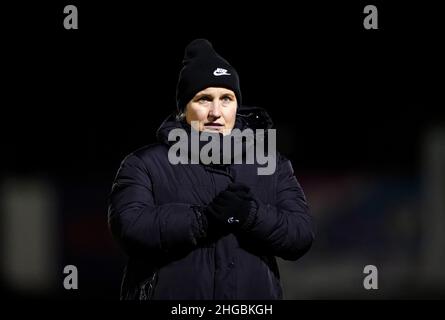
(108, 39, 315, 300)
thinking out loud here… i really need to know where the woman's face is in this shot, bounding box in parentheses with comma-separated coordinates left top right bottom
(185, 87, 237, 135)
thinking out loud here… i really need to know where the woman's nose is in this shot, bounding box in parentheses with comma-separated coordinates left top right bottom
(208, 101, 222, 118)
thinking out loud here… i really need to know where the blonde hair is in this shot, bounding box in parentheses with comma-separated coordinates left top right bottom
(176, 112, 186, 121)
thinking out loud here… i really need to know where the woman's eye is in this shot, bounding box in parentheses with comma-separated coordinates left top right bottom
(198, 96, 211, 102)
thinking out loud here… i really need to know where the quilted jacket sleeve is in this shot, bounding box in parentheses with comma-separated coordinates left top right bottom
(107, 153, 206, 259)
(239, 154, 315, 261)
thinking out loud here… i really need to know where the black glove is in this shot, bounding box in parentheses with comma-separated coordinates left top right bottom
(203, 183, 257, 235)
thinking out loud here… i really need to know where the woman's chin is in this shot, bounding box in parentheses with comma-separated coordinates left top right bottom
(203, 127, 223, 133)
(201, 127, 233, 136)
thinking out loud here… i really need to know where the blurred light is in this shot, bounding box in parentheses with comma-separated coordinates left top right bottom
(1, 177, 58, 294)
(420, 127, 445, 283)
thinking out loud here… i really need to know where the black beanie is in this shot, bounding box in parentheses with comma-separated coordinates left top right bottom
(176, 39, 242, 113)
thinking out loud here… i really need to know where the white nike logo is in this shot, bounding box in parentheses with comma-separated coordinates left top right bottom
(213, 68, 231, 76)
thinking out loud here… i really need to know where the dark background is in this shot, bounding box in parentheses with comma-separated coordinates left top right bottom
(1, 1, 444, 300)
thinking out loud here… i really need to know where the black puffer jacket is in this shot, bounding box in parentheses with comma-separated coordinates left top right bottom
(108, 106, 315, 300)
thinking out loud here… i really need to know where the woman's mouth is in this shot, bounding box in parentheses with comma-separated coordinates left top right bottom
(204, 123, 224, 130)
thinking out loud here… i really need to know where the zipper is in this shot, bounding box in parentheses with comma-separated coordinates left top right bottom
(204, 165, 234, 182)
(139, 271, 158, 300)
